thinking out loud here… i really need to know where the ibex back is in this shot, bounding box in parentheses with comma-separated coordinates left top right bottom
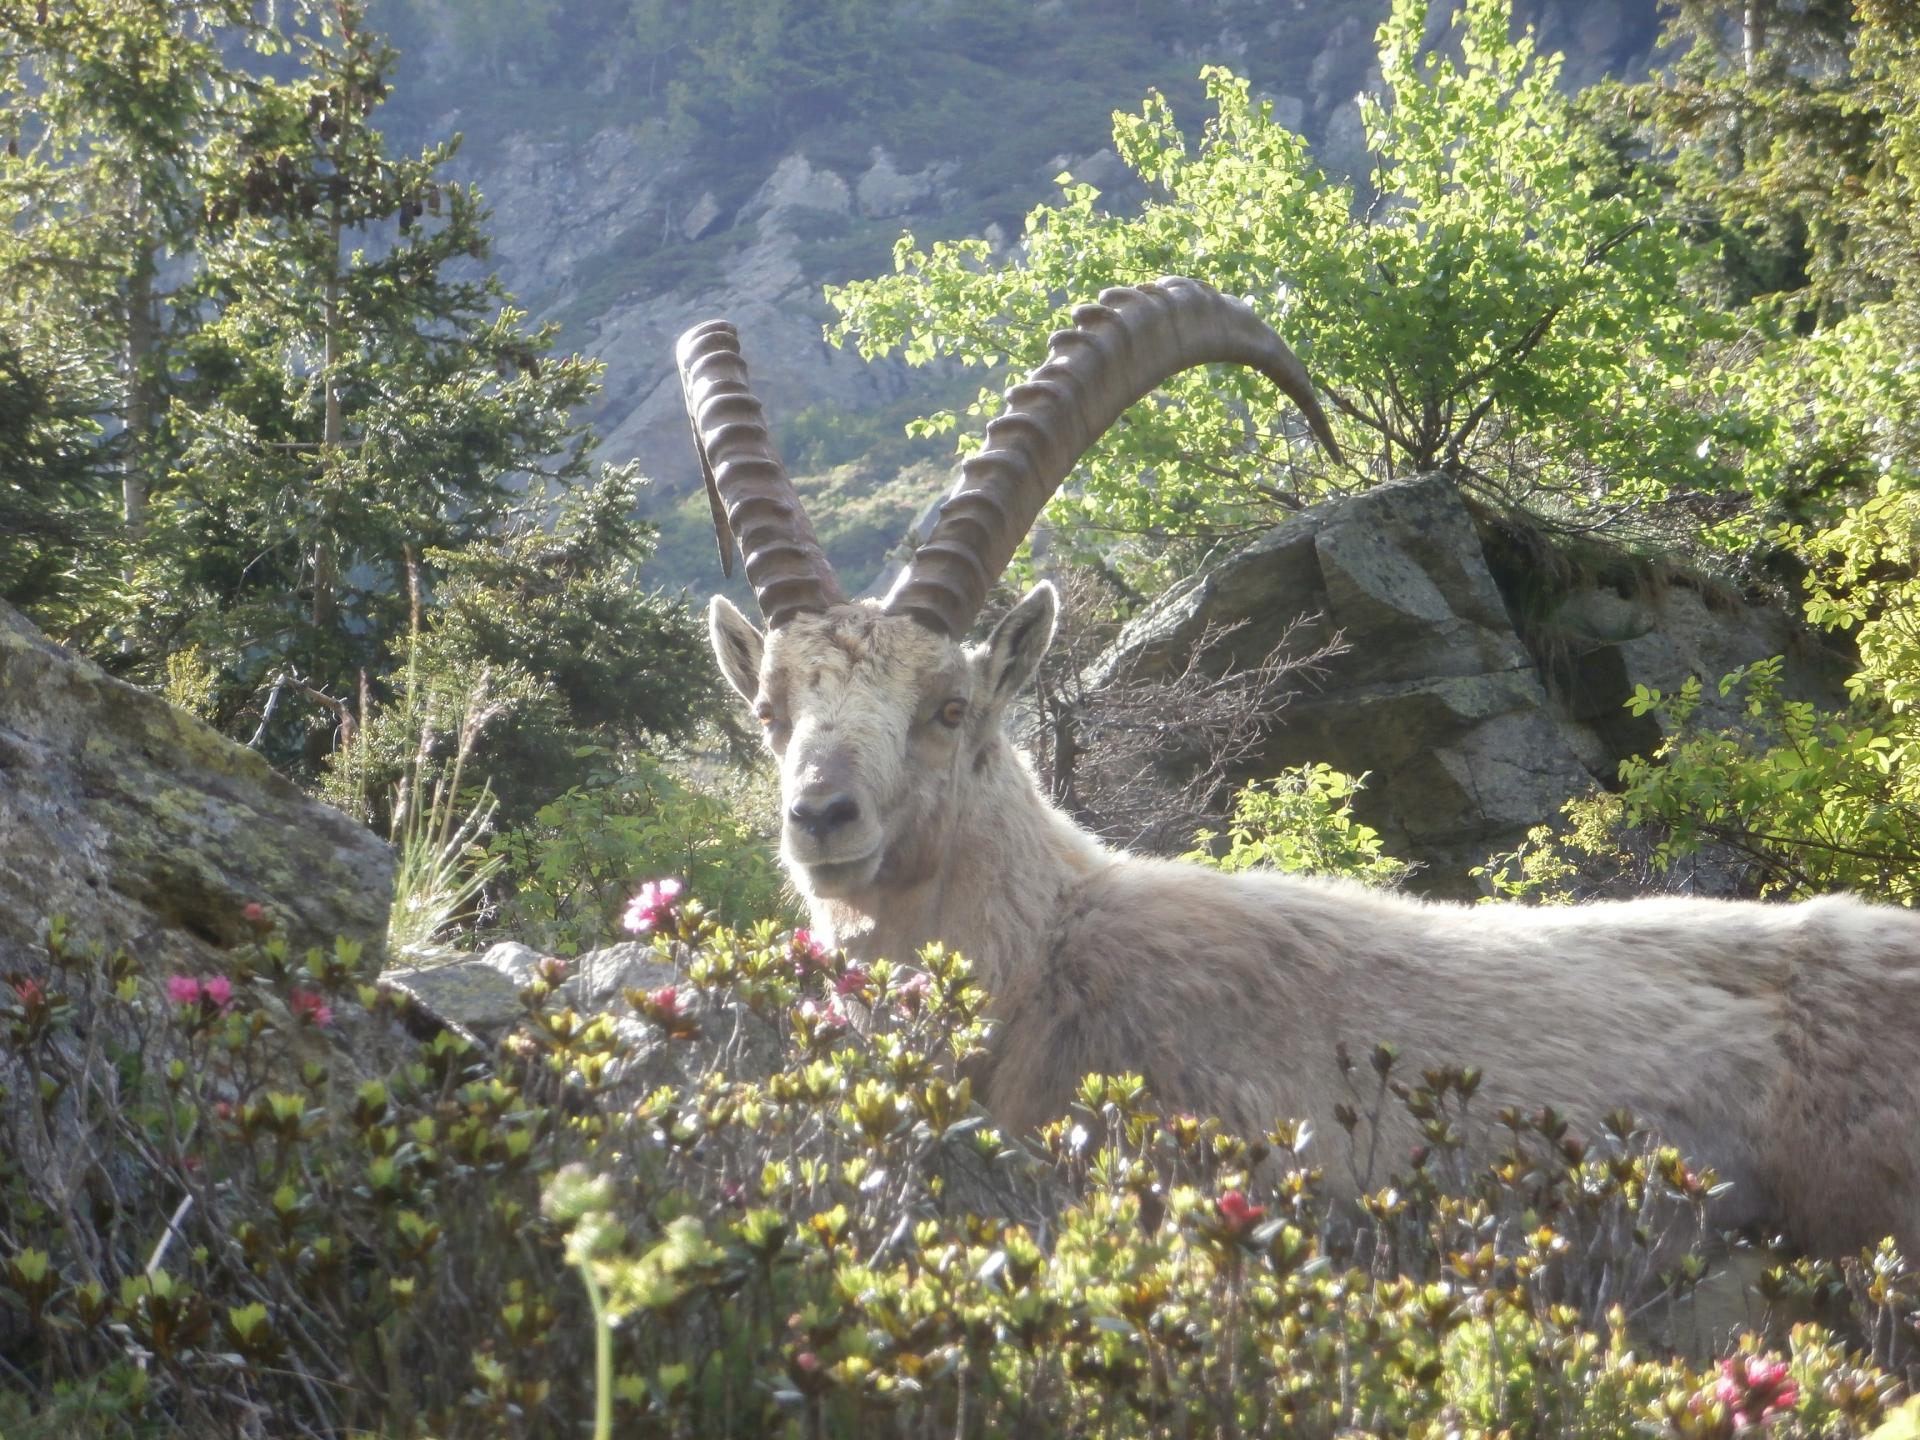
(681, 278, 1920, 1256)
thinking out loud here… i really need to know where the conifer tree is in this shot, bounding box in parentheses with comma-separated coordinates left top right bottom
(156, 0, 609, 762)
(0, 0, 259, 631)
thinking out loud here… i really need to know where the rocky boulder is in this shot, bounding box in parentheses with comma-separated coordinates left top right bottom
(385, 939, 677, 1038)
(386, 938, 782, 1092)
(0, 600, 394, 972)
(1092, 476, 1851, 895)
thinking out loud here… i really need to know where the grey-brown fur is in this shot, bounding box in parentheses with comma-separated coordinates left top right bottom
(710, 583, 1920, 1257)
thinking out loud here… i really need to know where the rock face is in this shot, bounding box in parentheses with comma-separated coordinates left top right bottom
(481, 128, 918, 547)
(1091, 477, 1851, 895)
(0, 601, 394, 972)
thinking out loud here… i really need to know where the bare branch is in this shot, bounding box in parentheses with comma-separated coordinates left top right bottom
(1013, 567, 1346, 855)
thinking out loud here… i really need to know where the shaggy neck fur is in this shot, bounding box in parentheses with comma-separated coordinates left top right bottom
(811, 729, 1106, 1006)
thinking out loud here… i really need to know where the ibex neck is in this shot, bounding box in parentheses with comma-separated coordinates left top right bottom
(811, 735, 1105, 1001)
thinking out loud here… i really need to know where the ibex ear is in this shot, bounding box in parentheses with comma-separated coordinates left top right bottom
(980, 582, 1058, 708)
(709, 595, 765, 703)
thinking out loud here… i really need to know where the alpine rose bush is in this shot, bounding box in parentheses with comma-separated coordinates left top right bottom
(3, 894, 1915, 1438)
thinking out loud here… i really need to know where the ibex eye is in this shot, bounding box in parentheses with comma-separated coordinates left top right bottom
(938, 698, 967, 728)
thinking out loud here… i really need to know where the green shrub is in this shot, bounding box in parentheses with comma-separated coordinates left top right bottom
(827, 0, 1718, 593)
(1185, 763, 1412, 887)
(489, 750, 796, 952)
(0, 915, 602, 1437)
(1471, 792, 1647, 904)
(315, 468, 721, 833)
(541, 916, 1913, 1439)
(1594, 491, 1920, 908)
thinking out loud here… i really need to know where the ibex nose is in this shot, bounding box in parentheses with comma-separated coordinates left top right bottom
(788, 793, 861, 840)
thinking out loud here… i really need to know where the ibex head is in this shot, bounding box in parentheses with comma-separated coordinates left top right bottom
(683, 278, 1341, 900)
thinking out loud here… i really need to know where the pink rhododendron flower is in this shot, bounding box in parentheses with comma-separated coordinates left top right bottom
(834, 965, 869, 997)
(1216, 1190, 1266, 1229)
(646, 985, 683, 1019)
(1716, 1355, 1799, 1429)
(798, 998, 848, 1033)
(202, 976, 234, 1011)
(895, 971, 932, 1012)
(11, 977, 46, 1008)
(622, 877, 685, 935)
(167, 976, 203, 1006)
(794, 1351, 820, 1374)
(242, 902, 267, 925)
(788, 928, 828, 971)
(289, 988, 333, 1028)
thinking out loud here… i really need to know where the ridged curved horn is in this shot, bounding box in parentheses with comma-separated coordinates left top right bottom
(884, 276, 1342, 638)
(678, 320, 845, 628)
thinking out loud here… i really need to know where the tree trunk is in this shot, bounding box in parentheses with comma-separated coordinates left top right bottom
(1743, 1, 1766, 76)
(123, 236, 156, 540)
(313, 201, 343, 631)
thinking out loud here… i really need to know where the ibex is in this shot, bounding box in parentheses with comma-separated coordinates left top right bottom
(678, 277, 1920, 1256)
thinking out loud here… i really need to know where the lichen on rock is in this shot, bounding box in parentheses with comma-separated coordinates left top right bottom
(0, 600, 394, 975)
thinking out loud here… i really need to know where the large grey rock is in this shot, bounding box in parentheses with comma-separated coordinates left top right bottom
(0, 601, 393, 973)
(586, 229, 907, 497)
(1535, 0, 1663, 90)
(681, 189, 724, 241)
(1092, 476, 1849, 895)
(440, 130, 916, 544)
(388, 937, 773, 1092)
(1550, 581, 1843, 735)
(1268, 93, 1308, 134)
(1308, 15, 1369, 107)
(1317, 97, 1372, 179)
(383, 945, 535, 1035)
(560, 940, 679, 1012)
(480, 123, 676, 304)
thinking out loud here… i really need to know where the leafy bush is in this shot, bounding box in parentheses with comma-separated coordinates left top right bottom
(1605, 661, 1916, 905)
(1478, 2, 1920, 914)
(317, 469, 722, 832)
(1184, 763, 1411, 886)
(538, 902, 1916, 1438)
(1472, 793, 1645, 904)
(489, 751, 796, 952)
(8, 890, 1918, 1437)
(0, 915, 600, 1438)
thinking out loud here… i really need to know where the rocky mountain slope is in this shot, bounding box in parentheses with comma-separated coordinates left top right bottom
(375, 0, 1662, 592)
